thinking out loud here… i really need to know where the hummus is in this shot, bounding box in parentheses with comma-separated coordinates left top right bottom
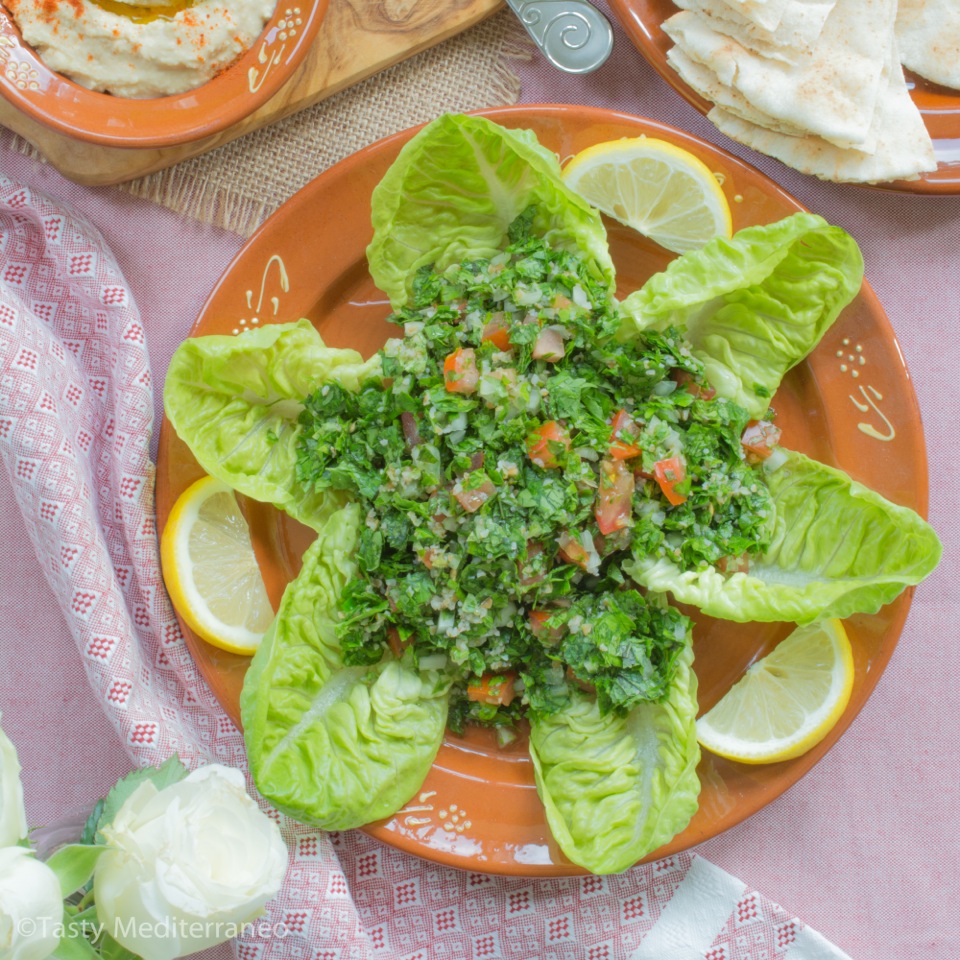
(5, 0, 278, 97)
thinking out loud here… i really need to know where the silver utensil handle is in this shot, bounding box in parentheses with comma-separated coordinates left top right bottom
(505, 0, 615, 74)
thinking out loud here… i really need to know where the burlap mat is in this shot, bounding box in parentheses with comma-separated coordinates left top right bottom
(30, 11, 529, 237)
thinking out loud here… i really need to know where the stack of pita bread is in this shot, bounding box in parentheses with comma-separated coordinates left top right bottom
(662, 0, 946, 183)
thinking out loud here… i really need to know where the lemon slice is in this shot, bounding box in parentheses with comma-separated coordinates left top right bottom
(561, 136, 733, 254)
(696, 619, 855, 764)
(160, 475, 274, 655)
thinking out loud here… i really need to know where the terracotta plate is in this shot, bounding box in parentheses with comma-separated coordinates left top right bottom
(156, 104, 929, 876)
(607, 0, 960, 195)
(0, 0, 328, 147)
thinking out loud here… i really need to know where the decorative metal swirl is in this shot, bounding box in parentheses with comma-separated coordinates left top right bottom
(505, 0, 614, 74)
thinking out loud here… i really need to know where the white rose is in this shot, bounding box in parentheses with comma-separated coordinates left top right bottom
(0, 713, 28, 847)
(0, 846, 63, 960)
(93, 764, 288, 960)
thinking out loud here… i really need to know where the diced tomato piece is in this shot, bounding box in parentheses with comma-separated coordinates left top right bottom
(529, 609, 564, 643)
(608, 408, 642, 460)
(672, 368, 716, 400)
(741, 420, 782, 463)
(595, 459, 635, 535)
(467, 671, 517, 706)
(653, 456, 687, 506)
(526, 421, 571, 469)
(454, 474, 497, 513)
(557, 530, 591, 569)
(529, 609, 550, 633)
(482, 313, 512, 351)
(552, 293, 573, 310)
(443, 347, 479, 394)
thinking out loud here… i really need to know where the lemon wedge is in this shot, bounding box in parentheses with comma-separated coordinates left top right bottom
(696, 619, 855, 764)
(160, 475, 274, 655)
(561, 136, 733, 254)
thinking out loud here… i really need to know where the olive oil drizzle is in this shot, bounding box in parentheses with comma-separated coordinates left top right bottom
(86, 0, 200, 24)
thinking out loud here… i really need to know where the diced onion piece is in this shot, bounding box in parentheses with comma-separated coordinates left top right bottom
(653, 380, 677, 396)
(418, 653, 448, 671)
(763, 447, 789, 473)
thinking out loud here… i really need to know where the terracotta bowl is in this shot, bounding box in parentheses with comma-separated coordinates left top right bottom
(0, 0, 329, 147)
(607, 0, 960, 195)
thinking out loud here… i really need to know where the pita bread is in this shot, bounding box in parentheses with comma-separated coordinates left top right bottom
(708, 44, 937, 182)
(667, 46, 812, 134)
(896, 0, 960, 90)
(671, 0, 837, 61)
(663, 0, 896, 150)
(714, 0, 789, 32)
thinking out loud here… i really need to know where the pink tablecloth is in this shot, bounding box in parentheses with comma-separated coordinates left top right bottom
(1, 4, 957, 958)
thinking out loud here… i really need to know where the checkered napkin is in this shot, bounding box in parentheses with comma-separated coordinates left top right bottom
(0, 179, 855, 960)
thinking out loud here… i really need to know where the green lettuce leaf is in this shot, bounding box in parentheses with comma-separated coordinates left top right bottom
(626, 449, 942, 624)
(240, 503, 451, 829)
(528, 641, 700, 874)
(366, 113, 615, 307)
(618, 212, 864, 419)
(164, 319, 380, 530)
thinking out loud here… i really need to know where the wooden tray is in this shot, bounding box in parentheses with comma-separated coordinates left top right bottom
(0, 0, 503, 186)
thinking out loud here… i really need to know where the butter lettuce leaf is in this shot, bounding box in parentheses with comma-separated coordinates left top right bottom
(528, 640, 700, 875)
(619, 213, 864, 419)
(240, 503, 451, 829)
(626, 449, 942, 624)
(164, 319, 380, 531)
(366, 113, 615, 307)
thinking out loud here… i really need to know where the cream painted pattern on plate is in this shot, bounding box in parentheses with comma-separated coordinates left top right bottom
(835, 337, 896, 442)
(248, 8, 303, 93)
(233, 253, 289, 333)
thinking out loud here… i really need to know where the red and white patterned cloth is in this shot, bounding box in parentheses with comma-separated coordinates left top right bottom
(0, 179, 857, 960)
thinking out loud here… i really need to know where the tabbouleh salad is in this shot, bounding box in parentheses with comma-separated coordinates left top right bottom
(294, 210, 781, 738)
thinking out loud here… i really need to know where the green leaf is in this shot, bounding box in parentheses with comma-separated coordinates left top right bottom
(619, 213, 864, 419)
(164, 319, 379, 531)
(366, 113, 615, 308)
(46, 844, 108, 898)
(241, 504, 451, 829)
(51, 907, 103, 960)
(79, 800, 105, 847)
(528, 641, 700, 874)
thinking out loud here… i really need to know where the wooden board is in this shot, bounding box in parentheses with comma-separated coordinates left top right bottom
(0, 0, 504, 186)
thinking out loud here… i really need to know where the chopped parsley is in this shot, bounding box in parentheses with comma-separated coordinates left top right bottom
(295, 213, 775, 728)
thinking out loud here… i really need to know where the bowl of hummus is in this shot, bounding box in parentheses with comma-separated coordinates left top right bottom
(0, 0, 329, 146)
